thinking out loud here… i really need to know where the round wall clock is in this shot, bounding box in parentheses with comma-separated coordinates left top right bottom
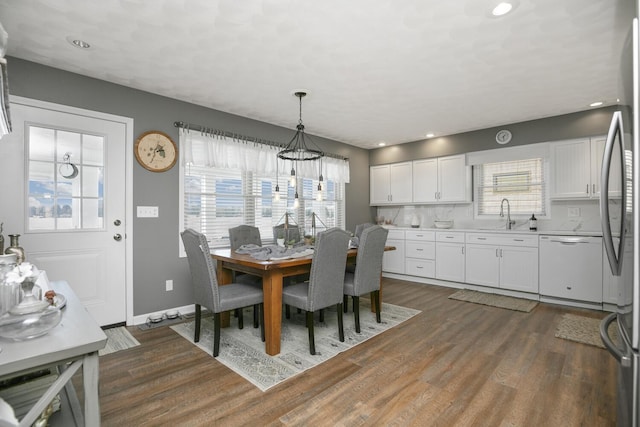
(134, 131, 178, 172)
(495, 129, 513, 145)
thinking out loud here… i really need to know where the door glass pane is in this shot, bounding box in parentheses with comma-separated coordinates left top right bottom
(29, 127, 55, 161)
(83, 134, 104, 166)
(83, 198, 103, 228)
(56, 131, 81, 163)
(82, 166, 103, 198)
(56, 197, 75, 230)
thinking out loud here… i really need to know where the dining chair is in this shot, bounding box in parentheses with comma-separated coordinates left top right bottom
(273, 224, 301, 244)
(346, 222, 375, 273)
(181, 228, 264, 357)
(343, 225, 388, 333)
(228, 225, 263, 327)
(281, 227, 350, 355)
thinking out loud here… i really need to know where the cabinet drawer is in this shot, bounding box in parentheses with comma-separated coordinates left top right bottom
(406, 241, 436, 259)
(405, 230, 435, 241)
(406, 259, 435, 278)
(466, 233, 538, 247)
(386, 229, 405, 240)
(436, 231, 465, 243)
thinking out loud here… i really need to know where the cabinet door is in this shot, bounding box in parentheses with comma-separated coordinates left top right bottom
(383, 238, 405, 274)
(389, 162, 413, 203)
(412, 158, 438, 203)
(438, 155, 470, 202)
(500, 246, 538, 293)
(465, 244, 499, 287)
(435, 242, 465, 282)
(591, 136, 622, 198)
(370, 165, 390, 205)
(550, 139, 591, 199)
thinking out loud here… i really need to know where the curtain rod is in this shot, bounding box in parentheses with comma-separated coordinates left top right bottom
(174, 121, 348, 161)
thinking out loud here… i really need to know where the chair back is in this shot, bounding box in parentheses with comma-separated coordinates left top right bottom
(354, 222, 375, 239)
(180, 228, 220, 312)
(306, 227, 350, 311)
(353, 225, 389, 294)
(229, 225, 262, 251)
(273, 224, 301, 243)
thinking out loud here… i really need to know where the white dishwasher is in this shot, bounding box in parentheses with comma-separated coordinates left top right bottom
(539, 235, 603, 303)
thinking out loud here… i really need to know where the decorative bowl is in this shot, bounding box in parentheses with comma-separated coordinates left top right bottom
(433, 220, 454, 229)
(0, 305, 62, 341)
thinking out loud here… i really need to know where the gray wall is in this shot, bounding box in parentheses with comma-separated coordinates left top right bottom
(369, 106, 625, 165)
(7, 57, 372, 316)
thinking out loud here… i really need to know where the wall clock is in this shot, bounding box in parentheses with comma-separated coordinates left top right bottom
(134, 131, 178, 172)
(495, 129, 512, 145)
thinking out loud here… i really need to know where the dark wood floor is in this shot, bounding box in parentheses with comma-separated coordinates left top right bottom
(82, 278, 617, 426)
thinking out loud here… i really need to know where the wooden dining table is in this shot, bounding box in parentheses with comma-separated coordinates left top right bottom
(211, 246, 394, 356)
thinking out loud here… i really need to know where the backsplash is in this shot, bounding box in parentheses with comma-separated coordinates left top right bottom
(375, 199, 612, 232)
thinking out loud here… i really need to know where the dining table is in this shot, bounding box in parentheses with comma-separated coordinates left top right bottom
(211, 245, 394, 356)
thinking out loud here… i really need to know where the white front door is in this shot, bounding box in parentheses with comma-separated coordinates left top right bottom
(0, 97, 132, 326)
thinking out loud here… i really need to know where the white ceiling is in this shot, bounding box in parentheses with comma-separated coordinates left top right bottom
(0, 0, 634, 149)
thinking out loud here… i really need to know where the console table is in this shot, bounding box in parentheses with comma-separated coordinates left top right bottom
(0, 280, 107, 426)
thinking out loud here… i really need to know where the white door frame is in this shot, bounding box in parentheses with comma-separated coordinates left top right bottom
(10, 95, 135, 325)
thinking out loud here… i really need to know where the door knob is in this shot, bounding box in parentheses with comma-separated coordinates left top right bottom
(114, 234, 122, 241)
(114, 219, 121, 226)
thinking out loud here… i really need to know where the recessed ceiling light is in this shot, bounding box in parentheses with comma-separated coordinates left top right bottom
(66, 36, 91, 49)
(492, 2, 513, 16)
(590, 101, 604, 107)
(378, 142, 386, 147)
(426, 133, 435, 138)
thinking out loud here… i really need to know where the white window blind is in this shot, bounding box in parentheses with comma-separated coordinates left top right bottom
(475, 158, 547, 216)
(182, 164, 344, 249)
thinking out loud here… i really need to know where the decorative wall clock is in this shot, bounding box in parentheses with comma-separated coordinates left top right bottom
(134, 131, 178, 172)
(495, 129, 513, 145)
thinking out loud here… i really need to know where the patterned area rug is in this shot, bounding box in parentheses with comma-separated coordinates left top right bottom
(171, 300, 420, 391)
(448, 289, 538, 312)
(99, 326, 140, 356)
(555, 313, 618, 349)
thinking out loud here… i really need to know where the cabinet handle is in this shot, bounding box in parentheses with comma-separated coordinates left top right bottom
(513, 239, 524, 242)
(496, 248, 499, 257)
(593, 183, 596, 194)
(416, 266, 423, 269)
(586, 184, 590, 194)
(500, 249, 503, 257)
(416, 248, 423, 251)
(445, 236, 454, 239)
(477, 237, 487, 240)
(461, 247, 465, 254)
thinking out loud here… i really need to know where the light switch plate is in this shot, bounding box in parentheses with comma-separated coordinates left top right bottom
(137, 206, 159, 218)
(567, 207, 580, 218)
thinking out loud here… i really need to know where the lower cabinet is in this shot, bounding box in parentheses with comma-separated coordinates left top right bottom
(383, 229, 405, 274)
(435, 231, 465, 282)
(465, 233, 539, 293)
(405, 230, 436, 278)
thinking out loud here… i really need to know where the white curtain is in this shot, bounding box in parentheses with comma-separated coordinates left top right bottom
(180, 128, 350, 183)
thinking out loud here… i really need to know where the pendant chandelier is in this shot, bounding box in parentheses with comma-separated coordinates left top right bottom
(275, 91, 325, 204)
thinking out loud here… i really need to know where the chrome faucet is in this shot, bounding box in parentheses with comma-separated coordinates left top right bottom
(500, 198, 516, 230)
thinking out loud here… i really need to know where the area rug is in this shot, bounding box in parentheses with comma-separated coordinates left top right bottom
(448, 289, 538, 312)
(555, 313, 618, 349)
(170, 300, 420, 391)
(99, 326, 140, 356)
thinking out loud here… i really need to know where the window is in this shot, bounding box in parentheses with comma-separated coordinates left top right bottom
(475, 158, 548, 217)
(181, 164, 345, 249)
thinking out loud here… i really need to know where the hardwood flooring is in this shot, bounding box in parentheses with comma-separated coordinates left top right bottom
(84, 279, 617, 426)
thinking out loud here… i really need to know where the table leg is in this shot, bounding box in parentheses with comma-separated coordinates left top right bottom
(83, 352, 100, 426)
(262, 270, 283, 355)
(216, 259, 233, 328)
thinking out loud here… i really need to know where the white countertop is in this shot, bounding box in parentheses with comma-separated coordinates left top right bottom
(382, 225, 603, 237)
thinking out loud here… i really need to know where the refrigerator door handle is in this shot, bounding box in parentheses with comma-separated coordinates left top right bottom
(600, 111, 626, 276)
(600, 312, 632, 367)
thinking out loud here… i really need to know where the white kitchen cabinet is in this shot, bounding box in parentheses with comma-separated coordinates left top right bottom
(413, 154, 471, 203)
(382, 229, 405, 274)
(539, 235, 603, 303)
(370, 162, 413, 205)
(435, 231, 465, 282)
(404, 230, 436, 278)
(550, 136, 621, 199)
(465, 233, 539, 293)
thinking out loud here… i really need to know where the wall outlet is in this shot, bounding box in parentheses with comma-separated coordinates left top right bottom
(567, 207, 580, 218)
(137, 206, 159, 218)
(165, 279, 173, 291)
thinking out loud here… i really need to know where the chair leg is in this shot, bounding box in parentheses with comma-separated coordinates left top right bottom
(253, 304, 259, 328)
(213, 312, 221, 357)
(194, 304, 202, 342)
(319, 309, 324, 323)
(343, 295, 348, 312)
(259, 303, 265, 342)
(307, 311, 316, 355)
(353, 296, 361, 333)
(337, 303, 344, 342)
(373, 290, 381, 323)
(238, 307, 244, 329)
(285, 304, 291, 319)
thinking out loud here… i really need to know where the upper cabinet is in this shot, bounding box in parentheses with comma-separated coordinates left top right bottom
(370, 162, 413, 205)
(413, 154, 471, 203)
(550, 136, 622, 199)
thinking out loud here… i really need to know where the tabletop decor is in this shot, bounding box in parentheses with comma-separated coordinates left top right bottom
(3, 234, 24, 264)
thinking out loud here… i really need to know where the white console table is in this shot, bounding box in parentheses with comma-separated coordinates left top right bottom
(0, 281, 107, 426)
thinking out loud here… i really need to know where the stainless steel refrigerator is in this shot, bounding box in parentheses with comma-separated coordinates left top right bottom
(600, 2, 640, 425)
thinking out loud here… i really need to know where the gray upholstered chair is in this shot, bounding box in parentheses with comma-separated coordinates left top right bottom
(343, 225, 388, 333)
(273, 224, 301, 244)
(229, 225, 262, 251)
(281, 227, 350, 355)
(346, 222, 376, 273)
(181, 228, 264, 357)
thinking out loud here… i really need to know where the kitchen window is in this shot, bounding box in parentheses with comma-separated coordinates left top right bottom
(474, 158, 548, 217)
